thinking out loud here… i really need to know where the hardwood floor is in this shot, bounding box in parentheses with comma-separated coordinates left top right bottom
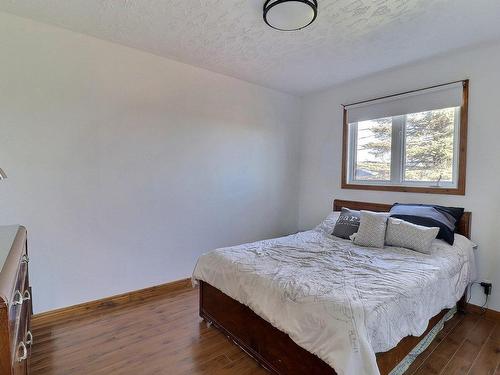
(31, 286, 500, 375)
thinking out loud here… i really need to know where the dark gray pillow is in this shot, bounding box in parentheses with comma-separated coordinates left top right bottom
(332, 208, 361, 239)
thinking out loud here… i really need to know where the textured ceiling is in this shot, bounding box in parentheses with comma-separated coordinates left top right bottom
(1, 0, 500, 94)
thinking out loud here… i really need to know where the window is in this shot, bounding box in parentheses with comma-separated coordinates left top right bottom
(342, 80, 468, 195)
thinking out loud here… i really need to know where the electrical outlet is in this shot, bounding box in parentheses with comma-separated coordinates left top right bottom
(480, 281, 492, 295)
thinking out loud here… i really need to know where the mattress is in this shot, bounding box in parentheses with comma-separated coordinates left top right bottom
(192, 228, 475, 375)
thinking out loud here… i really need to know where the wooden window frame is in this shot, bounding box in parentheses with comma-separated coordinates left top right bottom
(341, 80, 469, 195)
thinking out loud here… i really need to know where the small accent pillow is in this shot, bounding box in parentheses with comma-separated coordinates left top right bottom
(351, 211, 389, 248)
(386, 218, 439, 254)
(332, 208, 361, 239)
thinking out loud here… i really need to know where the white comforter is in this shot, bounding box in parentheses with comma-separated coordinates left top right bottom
(192, 228, 475, 375)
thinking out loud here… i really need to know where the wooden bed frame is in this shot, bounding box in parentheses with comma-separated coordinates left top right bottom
(199, 199, 472, 375)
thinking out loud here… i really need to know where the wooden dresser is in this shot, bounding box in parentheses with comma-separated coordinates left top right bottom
(0, 226, 32, 375)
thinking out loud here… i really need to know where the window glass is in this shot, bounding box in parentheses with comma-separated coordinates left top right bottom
(404, 108, 456, 183)
(348, 107, 459, 187)
(354, 117, 392, 181)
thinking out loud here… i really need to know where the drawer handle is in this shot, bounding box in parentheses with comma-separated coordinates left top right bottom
(25, 331, 33, 347)
(12, 290, 23, 306)
(21, 255, 29, 264)
(16, 342, 27, 362)
(23, 290, 31, 301)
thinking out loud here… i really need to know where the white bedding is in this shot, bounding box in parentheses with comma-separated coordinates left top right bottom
(192, 227, 475, 375)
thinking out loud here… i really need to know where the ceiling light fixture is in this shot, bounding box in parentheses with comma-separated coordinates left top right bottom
(263, 0, 318, 31)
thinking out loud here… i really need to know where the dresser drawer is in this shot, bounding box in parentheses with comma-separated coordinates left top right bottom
(9, 269, 30, 364)
(8, 259, 28, 327)
(12, 298, 31, 372)
(0, 226, 31, 375)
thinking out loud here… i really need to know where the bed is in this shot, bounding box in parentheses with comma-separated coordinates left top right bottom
(192, 199, 473, 375)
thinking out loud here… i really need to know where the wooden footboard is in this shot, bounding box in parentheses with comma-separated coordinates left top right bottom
(199, 281, 334, 374)
(199, 281, 458, 375)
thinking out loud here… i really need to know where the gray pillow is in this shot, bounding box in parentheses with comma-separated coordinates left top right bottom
(351, 211, 389, 248)
(332, 208, 361, 239)
(386, 218, 439, 254)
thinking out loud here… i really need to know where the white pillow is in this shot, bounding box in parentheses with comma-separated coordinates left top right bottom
(351, 211, 389, 248)
(314, 211, 340, 234)
(386, 218, 439, 254)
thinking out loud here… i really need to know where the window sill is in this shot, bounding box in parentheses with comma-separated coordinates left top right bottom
(340, 182, 465, 195)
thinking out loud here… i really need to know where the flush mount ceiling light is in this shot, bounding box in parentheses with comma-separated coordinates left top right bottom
(263, 0, 318, 31)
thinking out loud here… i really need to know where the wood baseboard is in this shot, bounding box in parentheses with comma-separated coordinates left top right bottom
(33, 277, 192, 326)
(465, 302, 500, 321)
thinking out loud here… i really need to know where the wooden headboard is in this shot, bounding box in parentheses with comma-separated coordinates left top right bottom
(333, 199, 472, 239)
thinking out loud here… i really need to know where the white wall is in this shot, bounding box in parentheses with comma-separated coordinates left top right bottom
(0, 12, 301, 313)
(298, 42, 500, 310)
